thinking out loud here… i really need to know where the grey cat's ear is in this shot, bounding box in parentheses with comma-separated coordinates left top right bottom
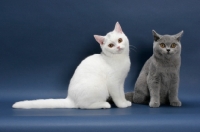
(94, 35, 105, 45)
(174, 30, 184, 41)
(114, 22, 123, 33)
(152, 30, 161, 41)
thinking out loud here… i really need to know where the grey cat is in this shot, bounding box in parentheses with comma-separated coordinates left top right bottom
(125, 30, 183, 107)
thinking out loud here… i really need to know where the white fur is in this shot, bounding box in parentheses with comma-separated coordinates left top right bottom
(12, 22, 131, 109)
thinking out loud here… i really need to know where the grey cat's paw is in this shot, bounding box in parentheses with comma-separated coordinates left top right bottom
(170, 100, 182, 107)
(149, 101, 160, 108)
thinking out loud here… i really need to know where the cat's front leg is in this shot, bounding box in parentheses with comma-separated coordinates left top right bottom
(108, 83, 130, 108)
(119, 82, 132, 107)
(147, 74, 160, 108)
(169, 75, 181, 107)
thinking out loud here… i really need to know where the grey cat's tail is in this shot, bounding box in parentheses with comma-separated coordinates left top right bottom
(125, 92, 134, 102)
(12, 97, 76, 109)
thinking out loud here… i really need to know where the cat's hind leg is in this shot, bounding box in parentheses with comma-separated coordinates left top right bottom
(133, 90, 149, 104)
(133, 72, 149, 104)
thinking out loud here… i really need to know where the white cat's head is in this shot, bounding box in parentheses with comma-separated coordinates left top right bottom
(94, 22, 129, 56)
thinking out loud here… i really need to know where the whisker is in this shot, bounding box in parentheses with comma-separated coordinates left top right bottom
(129, 48, 137, 52)
(129, 45, 137, 49)
(130, 47, 137, 50)
(129, 45, 137, 52)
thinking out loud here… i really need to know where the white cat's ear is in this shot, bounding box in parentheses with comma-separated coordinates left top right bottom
(152, 30, 161, 41)
(174, 30, 184, 41)
(94, 35, 105, 45)
(114, 22, 123, 33)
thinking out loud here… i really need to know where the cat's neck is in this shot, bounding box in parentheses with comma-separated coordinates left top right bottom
(100, 51, 129, 69)
(101, 51, 130, 69)
(101, 48, 129, 60)
(153, 54, 181, 66)
(101, 52, 129, 59)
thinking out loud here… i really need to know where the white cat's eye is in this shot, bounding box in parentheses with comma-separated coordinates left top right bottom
(108, 44, 114, 48)
(160, 43, 166, 48)
(118, 38, 123, 43)
(171, 43, 177, 48)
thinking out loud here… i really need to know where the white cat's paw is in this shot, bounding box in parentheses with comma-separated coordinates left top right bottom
(126, 101, 132, 107)
(149, 101, 160, 108)
(170, 100, 182, 107)
(103, 102, 111, 109)
(115, 102, 129, 108)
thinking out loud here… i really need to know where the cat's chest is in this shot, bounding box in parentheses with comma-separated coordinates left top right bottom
(151, 60, 180, 83)
(158, 66, 177, 73)
(107, 57, 130, 76)
(111, 58, 130, 69)
(152, 56, 180, 74)
(157, 66, 179, 85)
(156, 60, 180, 74)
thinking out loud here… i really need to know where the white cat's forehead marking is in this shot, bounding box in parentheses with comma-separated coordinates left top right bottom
(106, 32, 113, 38)
(106, 31, 122, 41)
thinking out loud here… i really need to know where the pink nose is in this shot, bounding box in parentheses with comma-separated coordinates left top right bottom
(117, 46, 121, 49)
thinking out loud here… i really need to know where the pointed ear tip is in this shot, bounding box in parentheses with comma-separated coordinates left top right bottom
(94, 35, 104, 39)
(116, 22, 120, 25)
(152, 30, 157, 35)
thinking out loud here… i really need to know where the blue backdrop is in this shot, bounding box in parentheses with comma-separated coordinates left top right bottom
(0, 0, 200, 131)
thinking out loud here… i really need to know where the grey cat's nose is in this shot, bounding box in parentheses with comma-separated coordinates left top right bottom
(167, 49, 170, 52)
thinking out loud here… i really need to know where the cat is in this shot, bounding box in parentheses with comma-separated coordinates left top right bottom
(125, 30, 183, 107)
(12, 22, 132, 109)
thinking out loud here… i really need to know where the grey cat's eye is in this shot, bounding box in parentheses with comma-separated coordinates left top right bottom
(171, 43, 177, 48)
(159, 43, 166, 48)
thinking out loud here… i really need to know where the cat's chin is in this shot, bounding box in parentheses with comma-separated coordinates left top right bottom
(164, 53, 175, 59)
(116, 49, 125, 54)
(108, 50, 124, 55)
(166, 52, 175, 56)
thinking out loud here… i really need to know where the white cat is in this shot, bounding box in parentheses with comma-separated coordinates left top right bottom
(12, 22, 132, 109)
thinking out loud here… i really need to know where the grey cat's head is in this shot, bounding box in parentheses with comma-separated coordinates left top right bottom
(152, 30, 183, 59)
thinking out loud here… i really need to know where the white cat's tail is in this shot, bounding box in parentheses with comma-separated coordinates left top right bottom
(12, 98, 76, 109)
